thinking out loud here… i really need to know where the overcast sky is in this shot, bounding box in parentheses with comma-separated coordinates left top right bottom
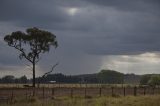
(0, 0, 160, 78)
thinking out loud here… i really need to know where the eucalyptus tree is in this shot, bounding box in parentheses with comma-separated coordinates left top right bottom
(4, 27, 58, 87)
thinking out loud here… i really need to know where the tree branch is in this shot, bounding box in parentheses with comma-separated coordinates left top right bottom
(10, 44, 33, 63)
(42, 62, 59, 78)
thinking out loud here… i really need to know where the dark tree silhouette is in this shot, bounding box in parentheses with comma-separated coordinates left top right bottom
(4, 27, 58, 87)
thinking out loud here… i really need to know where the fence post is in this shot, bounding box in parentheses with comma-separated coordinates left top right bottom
(123, 87, 126, 96)
(70, 88, 73, 98)
(52, 88, 55, 97)
(32, 87, 35, 96)
(11, 88, 14, 103)
(99, 87, 102, 97)
(134, 86, 137, 96)
(25, 88, 28, 99)
(111, 87, 114, 97)
(144, 87, 146, 95)
(153, 87, 155, 95)
(84, 87, 87, 98)
(43, 87, 45, 99)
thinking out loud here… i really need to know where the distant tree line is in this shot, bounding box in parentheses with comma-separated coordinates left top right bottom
(0, 75, 28, 84)
(1, 70, 160, 86)
(0, 70, 125, 84)
(140, 74, 160, 86)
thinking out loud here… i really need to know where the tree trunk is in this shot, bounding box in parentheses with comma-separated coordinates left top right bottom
(33, 62, 36, 87)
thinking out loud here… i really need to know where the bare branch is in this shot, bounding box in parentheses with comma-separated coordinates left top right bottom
(42, 62, 59, 78)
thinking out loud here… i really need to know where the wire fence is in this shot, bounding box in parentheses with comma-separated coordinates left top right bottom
(0, 86, 160, 103)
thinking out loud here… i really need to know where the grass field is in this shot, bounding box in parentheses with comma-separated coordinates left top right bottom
(0, 84, 159, 106)
(0, 95, 160, 106)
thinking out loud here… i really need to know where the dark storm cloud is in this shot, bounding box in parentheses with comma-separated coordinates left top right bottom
(71, 0, 160, 55)
(84, 0, 160, 13)
(0, 0, 71, 28)
(0, 0, 160, 55)
(0, 0, 160, 75)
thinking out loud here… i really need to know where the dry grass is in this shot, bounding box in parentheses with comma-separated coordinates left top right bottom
(0, 95, 160, 106)
(0, 83, 136, 88)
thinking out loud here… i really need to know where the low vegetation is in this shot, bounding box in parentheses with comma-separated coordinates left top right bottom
(1, 95, 160, 106)
(140, 74, 160, 86)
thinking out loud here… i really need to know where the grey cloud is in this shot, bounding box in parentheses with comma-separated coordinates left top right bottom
(0, 0, 70, 28)
(1, 0, 160, 56)
(84, 0, 160, 14)
(0, 0, 160, 75)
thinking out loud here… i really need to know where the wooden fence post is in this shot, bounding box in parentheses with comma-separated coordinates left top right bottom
(134, 86, 137, 96)
(43, 87, 45, 99)
(111, 87, 114, 97)
(144, 87, 146, 95)
(52, 88, 55, 97)
(99, 87, 102, 97)
(70, 88, 73, 98)
(153, 87, 155, 95)
(26, 88, 28, 99)
(84, 87, 87, 98)
(123, 87, 126, 96)
(32, 88, 35, 96)
(11, 88, 14, 103)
